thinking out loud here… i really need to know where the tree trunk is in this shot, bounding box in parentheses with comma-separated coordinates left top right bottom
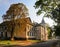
(11, 24, 14, 41)
(11, 31, 14, 40)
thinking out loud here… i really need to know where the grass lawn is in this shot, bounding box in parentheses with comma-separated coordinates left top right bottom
(0, 40, 40, 46)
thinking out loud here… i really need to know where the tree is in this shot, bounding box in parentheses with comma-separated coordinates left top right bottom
(35, 0, 59, 13)
(3, 3, 29, 21)
(51, 4, 60, 36)
(34, 0, 59, 16)
(47, 27, 54, 39)
(2, 3, 29, 40)
(34, 0, 60, 36)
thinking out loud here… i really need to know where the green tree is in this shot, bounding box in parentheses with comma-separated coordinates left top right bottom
(51, 4, 60, 36)
(34, 0, 59, 15)
(2, 3, 29, 40)
(47, 27, 54, 39)
(34, 0, 60, 36)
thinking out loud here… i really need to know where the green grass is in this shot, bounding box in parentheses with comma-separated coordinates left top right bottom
(0, 40, 14, 45)
(27, 40, 40, 42)
(0, 40, 22, 45)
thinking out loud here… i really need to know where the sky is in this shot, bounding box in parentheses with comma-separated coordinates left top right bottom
(0, 0, 54, 27)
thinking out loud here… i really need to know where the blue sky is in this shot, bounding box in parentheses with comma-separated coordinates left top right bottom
(0, 0, 54, 26)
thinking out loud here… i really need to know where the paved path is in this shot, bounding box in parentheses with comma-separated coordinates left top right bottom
(26, 39, 60, 47)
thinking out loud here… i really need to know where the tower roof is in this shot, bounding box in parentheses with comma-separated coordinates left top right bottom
(40, 18, 46, 27)
(41, 18, 45, 24)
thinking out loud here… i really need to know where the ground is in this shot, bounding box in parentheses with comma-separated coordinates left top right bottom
(0, 40, 39, 47)
(27, 39, 60, 47)
(0, 39, 60, 47)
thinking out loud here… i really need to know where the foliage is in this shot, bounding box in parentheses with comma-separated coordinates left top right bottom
(34, 0, 60, 36)
(54, 25, 60, 36)
(34, 0, 60, 17)
(2, 3, 29, 40)
(51, 4, 60, 36)
(47, 27, 54, 38)
(51, 4, 60, 23)
(2, 3, 29, 21)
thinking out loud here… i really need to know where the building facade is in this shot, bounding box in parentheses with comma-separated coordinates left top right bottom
(27, 18, 48, 41)
(0, 17, 48, 41)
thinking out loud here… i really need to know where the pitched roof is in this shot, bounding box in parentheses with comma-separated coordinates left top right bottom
(41, 18, 45, 24)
